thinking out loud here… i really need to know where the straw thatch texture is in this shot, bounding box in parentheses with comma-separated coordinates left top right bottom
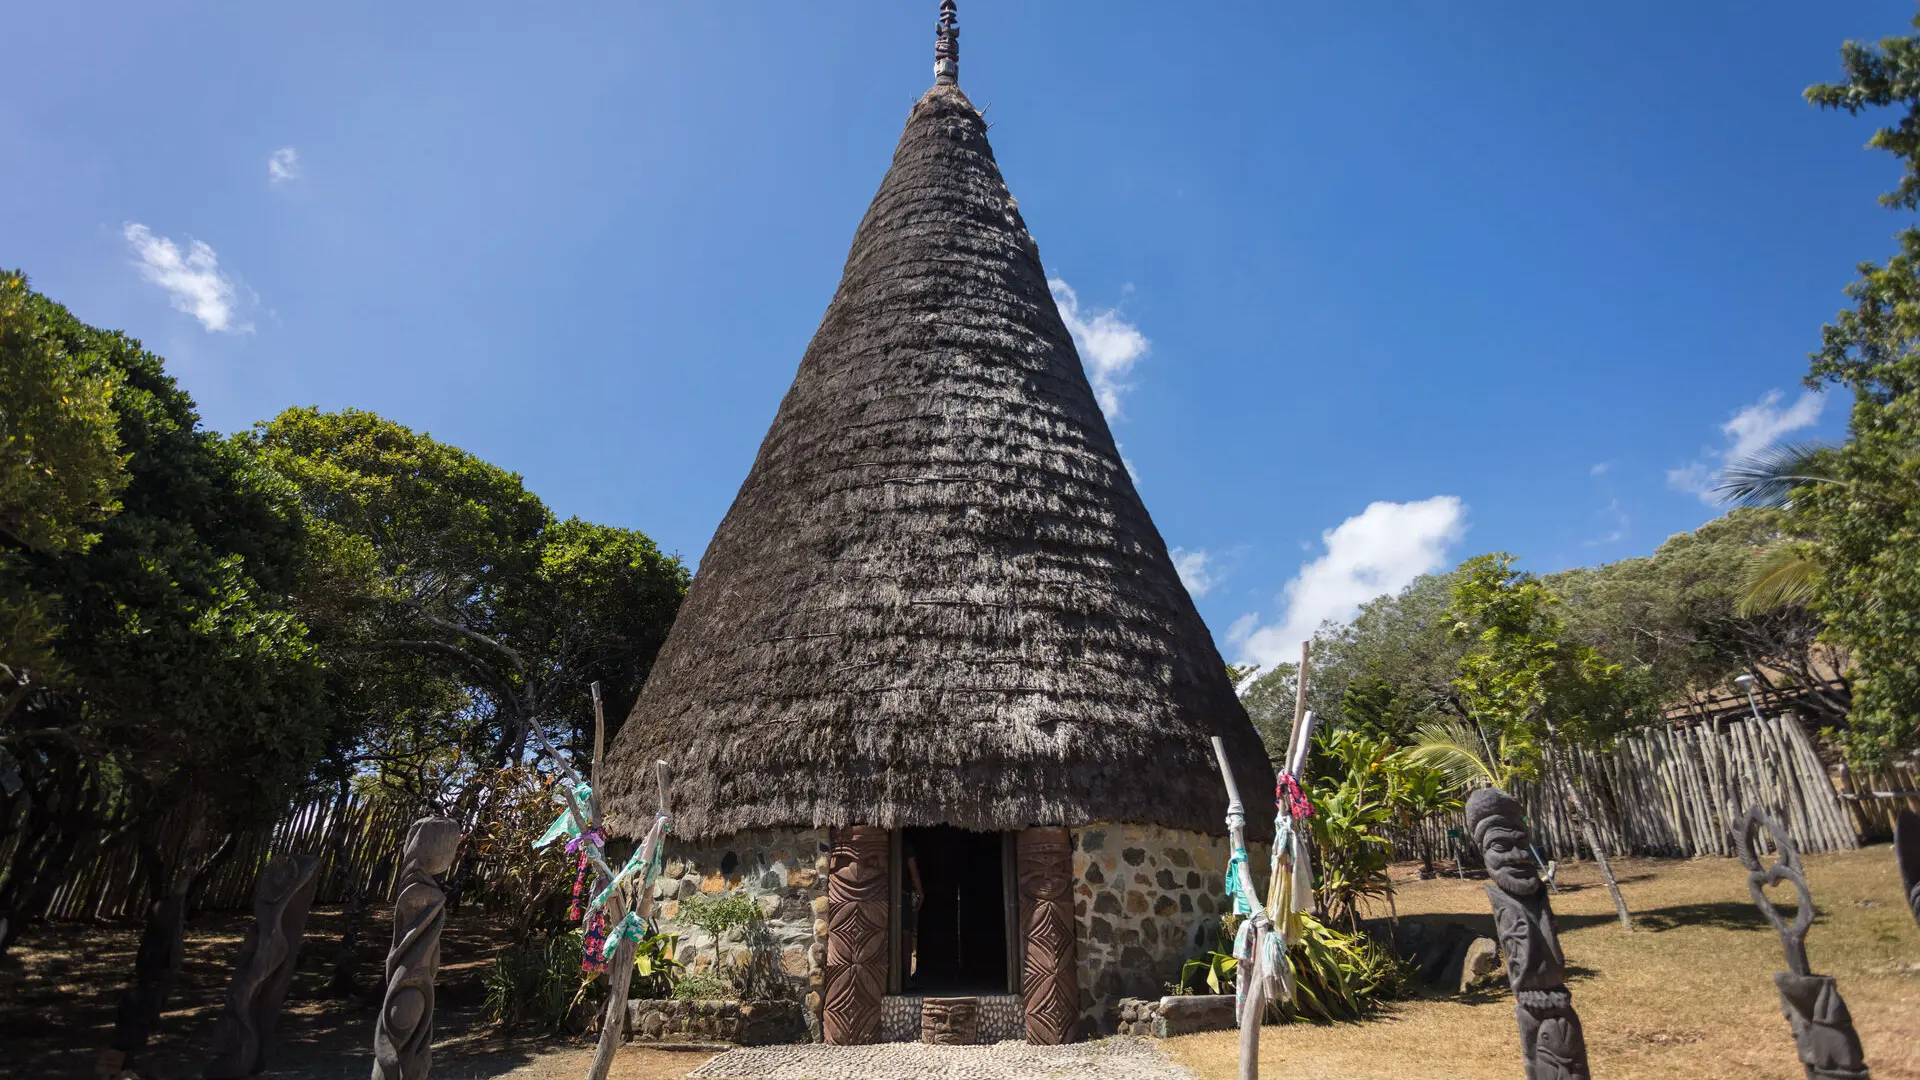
(602, 85, 1271, 842)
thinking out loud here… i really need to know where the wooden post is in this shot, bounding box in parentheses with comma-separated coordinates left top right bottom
(590, 682, 606, 823)
(1293, 640, 1310, 732)
(585, 760, 670, 1080)
(1211, 736, 1264, 1080)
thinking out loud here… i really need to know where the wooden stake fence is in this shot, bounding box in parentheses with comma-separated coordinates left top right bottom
(1387, 712, 1860, 864)
(39, 793, 423, 921)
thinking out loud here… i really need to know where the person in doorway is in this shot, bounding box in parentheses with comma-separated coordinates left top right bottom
(902, 839, 924, 988)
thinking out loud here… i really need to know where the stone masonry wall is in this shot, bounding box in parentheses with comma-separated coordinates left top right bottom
(1070, 824, 1267, 1035)
(647, 827, 829, 1037)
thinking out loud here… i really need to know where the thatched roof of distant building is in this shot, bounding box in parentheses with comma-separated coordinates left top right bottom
(602, 75, 1273, 843)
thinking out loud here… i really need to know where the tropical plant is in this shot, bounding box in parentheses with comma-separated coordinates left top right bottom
(1304, 729, 1399, 932)
(1445, 553, 1636, 927)
(1177, 914, 1242, 995)
(1405, 719, 1522, 791)
(1273, 912, 1401, 1023)
(631, 928, 684, 999)
(1385, 756, 1465, 877)
(1174, 911, 1399, 1023)
(1759, 15, 1920, 763)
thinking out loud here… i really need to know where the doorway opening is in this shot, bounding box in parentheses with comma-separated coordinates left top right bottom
(895, 825, 1015, 995)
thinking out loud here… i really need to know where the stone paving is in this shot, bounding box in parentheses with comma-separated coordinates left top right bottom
(688, 1037, 1195, 1080)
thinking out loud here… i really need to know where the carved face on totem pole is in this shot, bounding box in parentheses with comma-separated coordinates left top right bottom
(1467, 788, 1539, 897)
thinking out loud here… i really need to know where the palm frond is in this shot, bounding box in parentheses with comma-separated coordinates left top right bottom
(1405, 720, 1498, 790)
(1716, 441, 1840, 508)
(1737, 545, 1820, 616)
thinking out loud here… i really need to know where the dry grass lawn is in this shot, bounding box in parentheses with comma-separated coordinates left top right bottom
(1163, 846, 1920, 1080)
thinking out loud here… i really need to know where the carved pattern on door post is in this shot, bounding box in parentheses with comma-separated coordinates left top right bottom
(1017, 827, 1078, 1045)
(824, 826, 890, 1045)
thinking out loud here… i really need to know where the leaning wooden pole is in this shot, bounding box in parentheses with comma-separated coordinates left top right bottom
(1210, 736, 1264, 1080)
(585, 760, 670, 1080)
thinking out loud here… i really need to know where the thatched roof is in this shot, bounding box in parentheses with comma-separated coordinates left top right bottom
(602, 81, 1273, 842)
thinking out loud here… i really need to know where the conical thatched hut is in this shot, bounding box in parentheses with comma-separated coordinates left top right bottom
(603, 4, 1272, 1045)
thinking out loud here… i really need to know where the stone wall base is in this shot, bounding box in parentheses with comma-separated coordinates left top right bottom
(624, 999, 808, 1046)
(1114, 995, 1237, 1038)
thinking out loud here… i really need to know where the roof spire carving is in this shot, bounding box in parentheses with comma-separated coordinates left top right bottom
(934, 0, 960, 86)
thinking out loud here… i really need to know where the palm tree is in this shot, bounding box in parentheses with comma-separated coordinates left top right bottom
(1715, 441, 1840, 508)
(1404, 719, 1521, 790)
(1715, 442, 1840, 616)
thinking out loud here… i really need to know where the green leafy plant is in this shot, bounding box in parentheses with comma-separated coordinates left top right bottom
(1177, 914, 1241, 995)
(671, 971, 733, 1001)
(631, 928, 684, 999)
(1305, 729, 1399, 932)
(484, 929, 596, 1032)
(1173, 911, 1399, 1022)
(678, 890, 759, 968)
(1385, 753, 1464, 877)
(1273, 912, 1401, 1023)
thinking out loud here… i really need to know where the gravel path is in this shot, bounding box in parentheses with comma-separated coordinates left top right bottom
(688, 1037, 1195, 1080)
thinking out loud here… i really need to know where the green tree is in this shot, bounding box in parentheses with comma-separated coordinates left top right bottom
(1549, 510, 1840, 726)
(1239, 571, 1468, 752)
(0, 282, 328, 1058)
(1747, 20, 1920, 762)
(1444, 554, 1637, 927)
(249, 407, 688, 797)
(0, 270, 129, 711)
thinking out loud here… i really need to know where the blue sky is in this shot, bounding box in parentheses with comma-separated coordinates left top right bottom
(3, 2, 1913, 668)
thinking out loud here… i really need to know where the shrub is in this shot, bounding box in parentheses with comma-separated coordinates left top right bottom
(678, 891, 759, 967)
(485, 930, 597, 1032)
(1174, 912, 1399, 1022)
(671, 971, 733, 1001)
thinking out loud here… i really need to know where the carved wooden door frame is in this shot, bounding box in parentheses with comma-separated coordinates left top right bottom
(824, 826, 890, 1045)
(1017, 826, 1078, 1044)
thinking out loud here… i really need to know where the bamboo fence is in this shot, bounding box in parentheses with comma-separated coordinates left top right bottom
(1387, 711, 1862, 864)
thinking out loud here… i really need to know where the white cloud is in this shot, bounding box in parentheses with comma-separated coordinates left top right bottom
(1590, 462, 1609, 476)
(1666, 461, 1715, 498)
(268, 146, 300, 183)
(1225, 612, 1259, 646)
(1171, 547, 1217, 598)
(123, 224, 249, 333)
(1050, 278, 1148, 422)
(1584, 497, 1629, 547)
(1724, 389, 1823, 461)
(1668, 389, 1824, 504)
(1235, 496, 1468, 669)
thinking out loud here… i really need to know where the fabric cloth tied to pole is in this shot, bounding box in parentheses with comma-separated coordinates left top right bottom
(534, 782, 595, 849)
(590, 812, 670, 911)
(601, 910, 649, 961)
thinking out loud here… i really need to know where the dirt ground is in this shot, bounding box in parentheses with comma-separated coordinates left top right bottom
(1165, 846, 1920, 1080)
(0, 901, 708, 1080)
(4, 848, 1914, 1079)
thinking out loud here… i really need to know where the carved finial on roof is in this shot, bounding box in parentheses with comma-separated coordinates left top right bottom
(934, 0, 960, 86)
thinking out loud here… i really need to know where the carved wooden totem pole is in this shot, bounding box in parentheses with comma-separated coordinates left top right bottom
(823, 826, 890, 1045)
(1017, 826, 1078, 1046)
(1736, 808, 1871, 1080)
(205, 852, 322, 1078)
(372, 817, 461, 1080)
(1895, 809, 1919, 929)
(1467, 788, 1590, 1080)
